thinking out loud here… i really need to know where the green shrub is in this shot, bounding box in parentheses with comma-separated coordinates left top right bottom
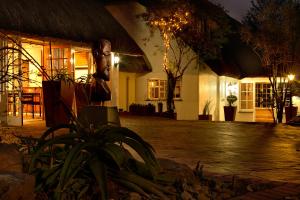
(28, 119, 169, 199)
(227, 95, 237, 106)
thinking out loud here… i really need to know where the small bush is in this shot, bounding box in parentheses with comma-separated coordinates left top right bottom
(129, 103, 156, 115)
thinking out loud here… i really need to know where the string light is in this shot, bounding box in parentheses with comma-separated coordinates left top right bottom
(150, 9, 190, 71)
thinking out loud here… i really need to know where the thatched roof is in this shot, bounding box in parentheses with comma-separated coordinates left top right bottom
(206, 36, 265, 79)
(118, 55, 151, 73)
(0, 0, 143, 55)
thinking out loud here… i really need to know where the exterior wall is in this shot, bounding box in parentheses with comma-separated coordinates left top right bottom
(293, 96, 300, 114)
(119, 72, 136, 111)
(218, 76, 240, 121)
(107, 2, 199, 120)
(198, 65, 219, 121)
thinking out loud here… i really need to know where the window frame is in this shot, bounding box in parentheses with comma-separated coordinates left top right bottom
(239, 82, 254, 111)
(174, 78, 182, 100)
(147, 79, 167, 100)
(255, 82, 273, 109)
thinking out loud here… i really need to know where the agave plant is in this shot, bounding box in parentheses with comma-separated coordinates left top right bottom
(29, 120, 171, 199)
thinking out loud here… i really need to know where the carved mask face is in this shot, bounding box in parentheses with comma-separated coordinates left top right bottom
(93, 39, 111, 81)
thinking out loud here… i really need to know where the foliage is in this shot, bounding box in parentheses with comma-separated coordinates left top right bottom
(129, 103, 156, 115)
(28, 118, 171, 199)
(202, 100, 212, 115)
(242, 0, 300, 123)
(140, 0, 195, 113)
(227, 95, 237, 107)
(140, 0, 231, 113)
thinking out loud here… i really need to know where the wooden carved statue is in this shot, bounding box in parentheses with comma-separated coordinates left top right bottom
(91, 39, 112, 104)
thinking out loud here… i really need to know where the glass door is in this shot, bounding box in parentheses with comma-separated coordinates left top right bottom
(6, 41, 23, 126)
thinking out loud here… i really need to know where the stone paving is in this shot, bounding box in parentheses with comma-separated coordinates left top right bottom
(119, 116, 300, 184)
(3, 116, 300, 198)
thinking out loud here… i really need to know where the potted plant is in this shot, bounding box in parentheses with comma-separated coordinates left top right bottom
(224, 94, 237, 121)
(42, 70, 75, 127)
(199, 100, 212, 121)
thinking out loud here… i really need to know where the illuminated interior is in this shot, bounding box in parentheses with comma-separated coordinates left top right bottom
(6, 39, 93, 121)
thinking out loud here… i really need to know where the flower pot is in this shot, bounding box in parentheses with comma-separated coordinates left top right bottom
(74, 83, 91, 115)
(224, 106, 237, 121)
(42, 80, 74, 127)
(198, 114, 212, 121)
(285, 106, 298, 123)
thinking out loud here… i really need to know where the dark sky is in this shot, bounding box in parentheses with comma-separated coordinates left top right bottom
(210, 0, 252, 21)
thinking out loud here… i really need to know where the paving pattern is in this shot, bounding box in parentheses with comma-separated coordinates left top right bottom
(12, 116, 300, 184)
(120, 116, 300, 184)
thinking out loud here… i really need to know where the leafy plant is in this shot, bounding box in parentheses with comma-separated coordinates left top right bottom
(227, 95, 237, 107)
(51, 68, 74, 83)
(28, 118, 171, 199)
(202, 100, 212, 115)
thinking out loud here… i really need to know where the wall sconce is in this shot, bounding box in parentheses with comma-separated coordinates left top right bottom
(113, 55, 120, 65)
(227, 82, 238, 96)
(288, 74, 295, 81)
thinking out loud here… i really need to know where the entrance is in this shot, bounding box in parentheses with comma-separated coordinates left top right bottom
(255, 82, 273, 122)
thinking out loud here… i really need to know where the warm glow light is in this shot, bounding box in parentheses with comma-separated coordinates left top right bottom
(288, 74, 295, 81)
(227, 82, 238, 96)
(150, 9, 190, 71)
(113, 56, 120, 65)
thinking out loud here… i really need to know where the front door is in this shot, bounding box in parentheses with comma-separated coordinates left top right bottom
(255, 82, 274, 122)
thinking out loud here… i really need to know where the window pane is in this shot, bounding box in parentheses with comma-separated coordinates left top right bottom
(240, 83, 253, 109)
(241, 101, 246, 109)
(248, 101, 253, 109)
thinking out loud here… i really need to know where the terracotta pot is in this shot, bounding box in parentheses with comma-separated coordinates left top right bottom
(224, 106, 237, 121)
(285, 106, 298, 123)
(42, 81, 74, 127)
(198, 115, 212, 121)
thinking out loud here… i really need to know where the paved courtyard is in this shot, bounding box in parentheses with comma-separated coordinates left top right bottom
(12, 115, 300, 183)
(120, 116, 300, 183)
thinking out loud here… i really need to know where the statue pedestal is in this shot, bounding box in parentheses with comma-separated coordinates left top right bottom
(77, 106, 120, 128)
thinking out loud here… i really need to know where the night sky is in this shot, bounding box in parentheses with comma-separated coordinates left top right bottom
(210, 0, 252, 21)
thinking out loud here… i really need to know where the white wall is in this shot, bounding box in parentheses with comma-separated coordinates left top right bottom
(198, 65, 219, 120)
(218, 76, 240, 121)
(119, 72, 136, 111)
(107, 2, 199, 120)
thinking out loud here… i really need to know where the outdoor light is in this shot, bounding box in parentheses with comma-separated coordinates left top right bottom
(113, 55, 120, 65)
(227, 82, 238, 96)
(288, 74, 295, 81)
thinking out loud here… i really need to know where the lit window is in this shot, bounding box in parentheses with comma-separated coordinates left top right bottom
(148, 79, 166, 100)
(46, 47, 70, 76)
(174, 79, 182, 99)
(255, 83, 272, 108)
(240, 83, 253, 110)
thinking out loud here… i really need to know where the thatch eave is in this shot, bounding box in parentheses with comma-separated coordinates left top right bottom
(0, 0, 144, 56)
